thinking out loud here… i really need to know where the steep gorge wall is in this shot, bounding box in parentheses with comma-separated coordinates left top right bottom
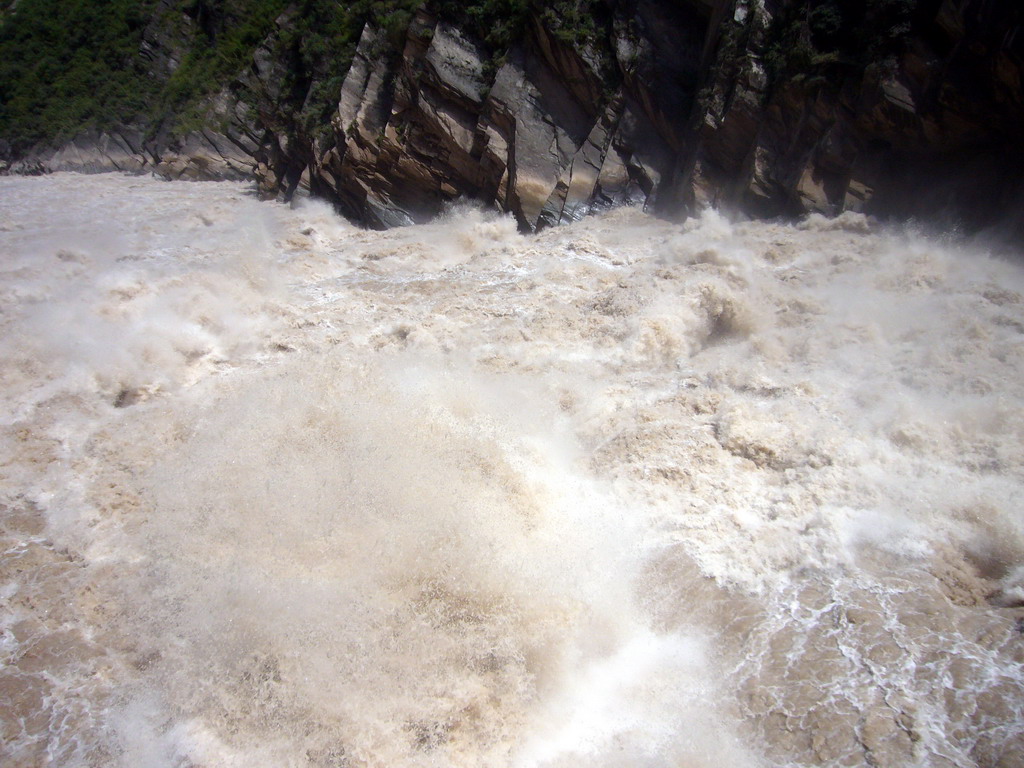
(4, 0, 1023, 235)
(689, 0, 1024, 235)
(305, 1, 713, 229)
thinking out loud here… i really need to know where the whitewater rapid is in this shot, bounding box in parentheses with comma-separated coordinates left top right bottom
(1, 173, 1022, 767)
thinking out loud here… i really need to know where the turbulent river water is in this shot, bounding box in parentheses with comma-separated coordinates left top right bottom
(1, 173, 1023, 768)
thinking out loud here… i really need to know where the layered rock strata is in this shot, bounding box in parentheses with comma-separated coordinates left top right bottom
(3, 0, 1022, 235)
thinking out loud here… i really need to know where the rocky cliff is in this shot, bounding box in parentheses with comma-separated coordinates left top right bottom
(2, 0, 1022, 236)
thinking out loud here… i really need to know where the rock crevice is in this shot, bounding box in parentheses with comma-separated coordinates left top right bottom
(3, 0, 1022, 236)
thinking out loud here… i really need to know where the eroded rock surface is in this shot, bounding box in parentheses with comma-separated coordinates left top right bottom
(3, 1, 1022, 235)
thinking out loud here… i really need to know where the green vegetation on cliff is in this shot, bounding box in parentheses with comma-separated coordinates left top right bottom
(158, 0, 290, 131)
(0, 0, 298, 150)
(0, 0, 159, 151)
(0, 0, 421, 151)
(0, 0, 621, 154)
(764, 0, 917, 86)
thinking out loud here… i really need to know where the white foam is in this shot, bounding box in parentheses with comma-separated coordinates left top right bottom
(1, 173, 1022, 767)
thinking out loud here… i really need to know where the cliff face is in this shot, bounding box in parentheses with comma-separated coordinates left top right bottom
(306, 1, 713, 229)
(689, 0, 1024, 235)
(3, 0, 1022, 235)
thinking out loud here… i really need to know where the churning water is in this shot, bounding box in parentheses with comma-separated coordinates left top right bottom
(1, 173, 1022, 768)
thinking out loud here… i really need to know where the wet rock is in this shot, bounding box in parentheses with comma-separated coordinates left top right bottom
(4, 1, 1022, 237)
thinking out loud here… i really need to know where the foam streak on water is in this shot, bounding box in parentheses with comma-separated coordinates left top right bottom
(1, 173, 1022, 768)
